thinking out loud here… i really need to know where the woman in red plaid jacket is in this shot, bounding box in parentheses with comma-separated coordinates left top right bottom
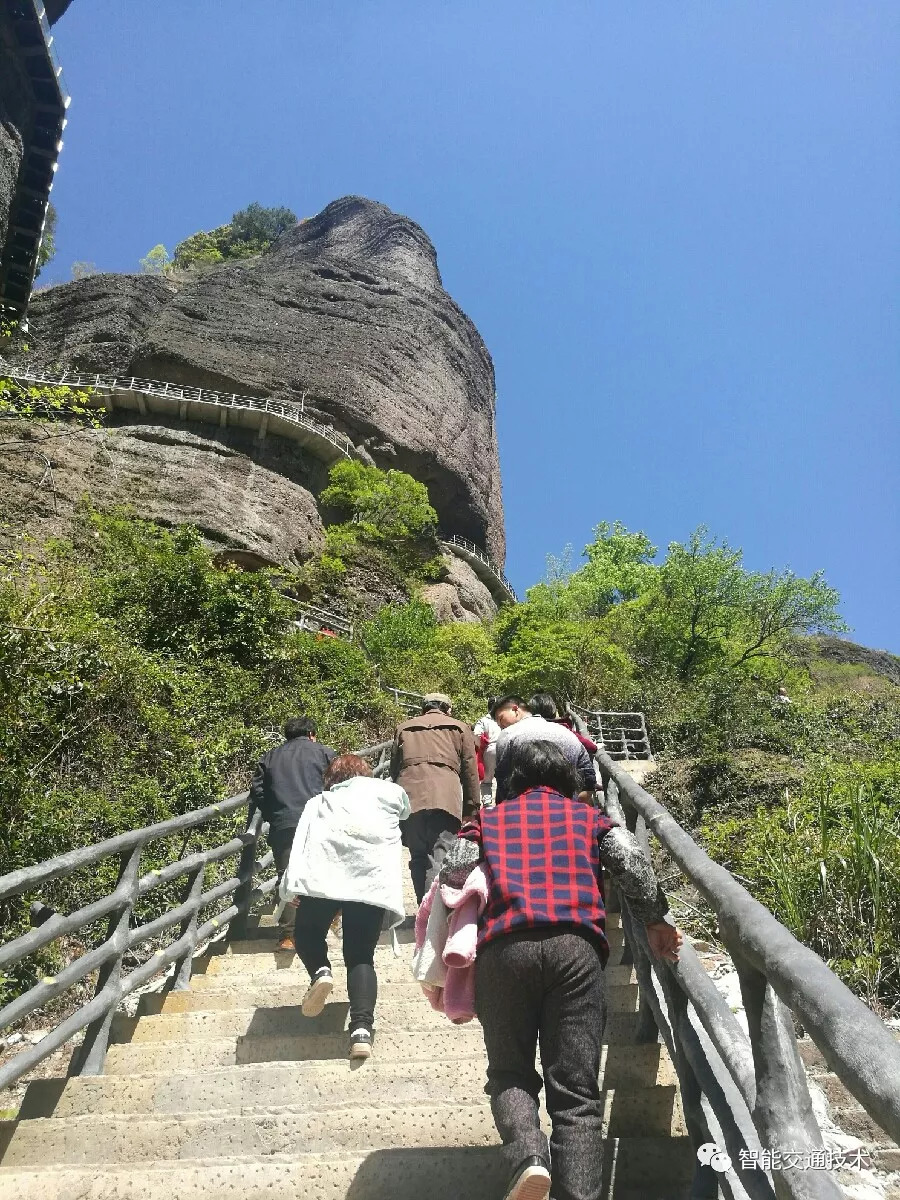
(439, 738, 681, 1200)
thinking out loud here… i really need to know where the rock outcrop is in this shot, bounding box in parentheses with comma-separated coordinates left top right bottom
(24, 196, 505, 565)
(421, 555, 498, 624)
(0, 419, 327, 566)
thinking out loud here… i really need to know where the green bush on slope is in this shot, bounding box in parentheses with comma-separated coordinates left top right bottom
(0, 507, 395, 1005)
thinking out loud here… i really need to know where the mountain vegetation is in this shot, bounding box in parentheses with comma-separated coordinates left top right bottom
(0, 461, 896, 1008)
(168, 202, 297, 270)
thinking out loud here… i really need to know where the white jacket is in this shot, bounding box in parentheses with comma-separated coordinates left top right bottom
(278, 776, 410, 928)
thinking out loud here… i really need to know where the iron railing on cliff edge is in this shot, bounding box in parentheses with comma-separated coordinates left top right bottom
(1, 370, 516, 604)
(595, 750, 900, 1199)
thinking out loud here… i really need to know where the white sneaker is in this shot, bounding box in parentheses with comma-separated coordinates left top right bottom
(301, 967, 333, 1017)
(349, 1027, 373, 1059)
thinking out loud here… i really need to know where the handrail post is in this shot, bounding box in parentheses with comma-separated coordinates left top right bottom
(231, 810, 262, 941)
(67, 843, 142, 1077)
(168, 861, 206, 992)
(734, 954, 843, 1199)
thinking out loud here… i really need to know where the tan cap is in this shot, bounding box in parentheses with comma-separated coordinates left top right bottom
(423, 692, 452, 708)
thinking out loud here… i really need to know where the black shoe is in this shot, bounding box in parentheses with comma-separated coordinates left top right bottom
(349, 1027, 373, 1059)
(501, 1156, 551, 1200)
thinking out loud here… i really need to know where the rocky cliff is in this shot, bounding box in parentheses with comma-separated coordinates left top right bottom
(2, 197, 506, 622)
(23, 196, 505, 565)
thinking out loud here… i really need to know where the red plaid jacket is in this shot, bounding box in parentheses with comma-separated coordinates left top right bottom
(457, 787, 615, 961)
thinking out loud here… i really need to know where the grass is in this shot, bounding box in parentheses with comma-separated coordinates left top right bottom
(700, 767, 900, 1011)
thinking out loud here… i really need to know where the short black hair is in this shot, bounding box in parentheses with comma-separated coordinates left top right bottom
(490, 695, 530, 719)
(284, 715, 317, 740)
(528, 693, 559, 720)
(494, 738, 581, 802)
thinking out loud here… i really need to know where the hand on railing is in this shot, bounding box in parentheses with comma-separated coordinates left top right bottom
(646, 920, 683, 962)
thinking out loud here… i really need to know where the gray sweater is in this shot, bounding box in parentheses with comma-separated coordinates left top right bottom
(494, 715, 597, 799)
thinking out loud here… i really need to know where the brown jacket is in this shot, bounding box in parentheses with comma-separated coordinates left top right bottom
(390, 709, 480, 821)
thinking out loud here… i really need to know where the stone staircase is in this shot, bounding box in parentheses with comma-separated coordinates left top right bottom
(0, 885, 694, 1199)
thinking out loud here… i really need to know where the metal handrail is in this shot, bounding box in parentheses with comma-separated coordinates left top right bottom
(439, 533, 517, 603)
(1, 369, 356, 459)
(598, 750, 900, 1198)
(571, 703, 652, 760)
(0, 739, 392, 1089)
(290, 601, 354, 638)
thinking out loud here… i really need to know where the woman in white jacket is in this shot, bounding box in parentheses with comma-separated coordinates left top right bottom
(280, 753, 410, 1058)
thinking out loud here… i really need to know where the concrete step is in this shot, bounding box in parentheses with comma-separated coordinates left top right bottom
(19, 1046, 678, 1120)
(139, 968, 637, 1016)
(104, 1028, 490, 1074)
(0, 1102, 501, 1165)
(105, 1013, 643, 1074)
(198, 932, 626, 979)
(2, 1083, 684, 1166)
(110, 1005, 641, 1045)
(0, 1140, 695, 1199)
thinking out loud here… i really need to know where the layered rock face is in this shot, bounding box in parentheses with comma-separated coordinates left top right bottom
(0, 419, 328, 566)
(25, 196, 505, 565)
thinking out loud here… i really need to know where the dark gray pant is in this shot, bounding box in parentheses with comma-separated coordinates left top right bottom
(402, 809, 461, 903)
(475, 930, 608, 1200)
(269, 828, 296, 934)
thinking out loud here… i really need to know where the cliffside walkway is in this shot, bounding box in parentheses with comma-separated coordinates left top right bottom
(2, 368, 517, 605)
(1, 733, 898, 1198)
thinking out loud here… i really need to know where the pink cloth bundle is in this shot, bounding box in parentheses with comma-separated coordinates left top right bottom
(411, 863, 491, 1024)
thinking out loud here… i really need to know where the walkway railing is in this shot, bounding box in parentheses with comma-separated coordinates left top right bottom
(290, 602, 354, 639)
(570, 705, 653, 760)
(0, 738, 391, 1090)
(439, 533, 517, 604)
(382, 686, 425, 715)
(0, 369, 356, 459)
(597, 750, 900, 1198)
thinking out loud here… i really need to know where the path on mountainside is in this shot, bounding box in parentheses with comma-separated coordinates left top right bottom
(0, 726, 898, 1199)
(0, 876, 695, 1199)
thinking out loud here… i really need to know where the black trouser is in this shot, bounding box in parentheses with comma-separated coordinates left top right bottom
(402, 808, 461, 903)
(269, 827, 296, 934)
(293, 897, 385, 1032)
(475, 930, 608, 1200)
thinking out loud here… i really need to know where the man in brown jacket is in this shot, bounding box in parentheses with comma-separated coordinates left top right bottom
(390, 693, 481, 903)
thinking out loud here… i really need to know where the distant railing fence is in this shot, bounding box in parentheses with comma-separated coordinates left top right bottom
(438, 533, 517, 604)
(290, 602, 354, 639)
(0, 739, 392, 1090)
(570, 704, 653, 760)
(597, 750, 900, 1199)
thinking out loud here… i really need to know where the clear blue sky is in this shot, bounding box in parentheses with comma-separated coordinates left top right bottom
(45, 2, 899, 651)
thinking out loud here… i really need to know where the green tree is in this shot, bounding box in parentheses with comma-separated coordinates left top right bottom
(530, 521, 658, 618)
(36, 202, 57, 274)
(321, 460, 438, 543)
(173, 204, 297, 270)
(639, 528, 846, 680)
(228, 202, 296, 247)
(139, 243, 171, 275)
(71, 261, 98, 281)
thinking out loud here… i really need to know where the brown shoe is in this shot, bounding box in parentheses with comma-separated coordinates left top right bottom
(276, 935, 295, 953)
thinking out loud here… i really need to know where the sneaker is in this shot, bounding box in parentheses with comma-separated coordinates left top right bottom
(301, 967, 333, 1017)
(501, 1157, 551, 1200)
(349, 1027, 373, 1059)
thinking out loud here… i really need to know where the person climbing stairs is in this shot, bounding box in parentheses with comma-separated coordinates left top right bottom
(0, 887, 695, 1199)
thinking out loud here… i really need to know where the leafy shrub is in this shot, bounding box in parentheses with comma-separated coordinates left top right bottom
(700, 764, 900, 1008)
(0, 506, 395, 1006)
(173, 203, 297, 270)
